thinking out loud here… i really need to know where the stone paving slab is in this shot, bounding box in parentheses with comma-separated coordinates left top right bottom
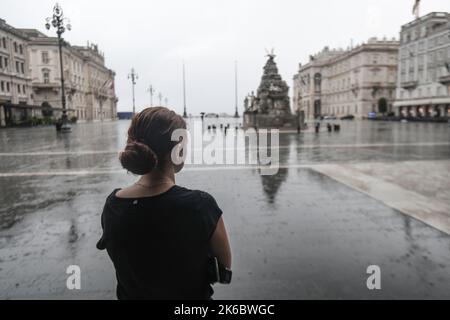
(1, 121, 449, 299)
(313, 160, 450, 235)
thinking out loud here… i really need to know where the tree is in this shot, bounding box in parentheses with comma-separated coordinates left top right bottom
(41, 102, 53, 117)
(378, 97, 388, 115)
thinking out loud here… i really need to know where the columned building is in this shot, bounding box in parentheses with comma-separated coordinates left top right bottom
(73, 45, 117, 122)
(22, 29, 117, 122)
(294, 37, 399, 120)
(0, 19, 34, 127)
(393, 12, 450, 118)
(293, 47, 343, 121)
(0, 18, 118, 127)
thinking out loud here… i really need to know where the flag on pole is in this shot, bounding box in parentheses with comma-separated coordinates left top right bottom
(101, 79, 113, 90)
(412, 0, 420, 18)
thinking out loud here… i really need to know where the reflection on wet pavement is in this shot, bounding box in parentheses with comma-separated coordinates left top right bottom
(0, 120, 449, 299)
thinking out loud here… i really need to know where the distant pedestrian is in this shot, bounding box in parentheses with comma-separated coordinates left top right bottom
(97, 107, 232, 300)
(315, 122, 320, 133)
(55, 118, 63, 131)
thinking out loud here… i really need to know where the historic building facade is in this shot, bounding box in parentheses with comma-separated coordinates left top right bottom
(23, 28, 117, 122)
(0, 19, 34, 127)
(0, 17, 117, 127)
(73, 45, 117, 121)
(293, 38, 399, 120)
(393, 12, 450, 118)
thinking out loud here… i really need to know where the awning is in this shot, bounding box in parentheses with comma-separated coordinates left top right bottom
(393, 98, 450, 107)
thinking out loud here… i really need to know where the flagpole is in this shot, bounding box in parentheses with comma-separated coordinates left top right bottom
(234, 60, 239, 118)
(182, 60, 187, 118)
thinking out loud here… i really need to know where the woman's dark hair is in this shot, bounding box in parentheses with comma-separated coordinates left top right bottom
(119, 107, 186, 175)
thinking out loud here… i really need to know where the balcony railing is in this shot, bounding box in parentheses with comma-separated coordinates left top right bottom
(438, 75, 450, 85)
(401, 80, 418, 89)
(32, 82, 59, 88)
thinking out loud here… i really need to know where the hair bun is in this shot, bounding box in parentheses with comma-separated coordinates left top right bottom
(119, 141, 158, 175)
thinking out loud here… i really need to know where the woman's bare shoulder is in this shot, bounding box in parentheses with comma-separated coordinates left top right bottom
(115, 183, 176, 198)
(115, 185, 140, 198)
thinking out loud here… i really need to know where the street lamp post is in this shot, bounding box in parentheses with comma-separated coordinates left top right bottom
(200, 111, 205, 131)
(164, 97, 168, 108)
(147, 85, 154, 107)
(45, 3, 72, 133)
(128, 68, 138, 115)
(158, 92, 163, 106)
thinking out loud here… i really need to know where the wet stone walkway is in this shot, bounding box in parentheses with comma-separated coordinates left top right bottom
(0, 120, 449, 299)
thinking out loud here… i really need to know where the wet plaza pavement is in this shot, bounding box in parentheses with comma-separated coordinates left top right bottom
(0, 119, 449, 299)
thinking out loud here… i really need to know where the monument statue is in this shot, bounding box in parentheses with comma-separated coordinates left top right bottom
(243, 50, 296, 128)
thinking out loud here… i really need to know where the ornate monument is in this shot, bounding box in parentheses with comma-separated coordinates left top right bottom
(243, 50, 297, 128)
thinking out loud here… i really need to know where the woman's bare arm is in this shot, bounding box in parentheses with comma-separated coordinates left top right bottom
(210, 217, 232, 269)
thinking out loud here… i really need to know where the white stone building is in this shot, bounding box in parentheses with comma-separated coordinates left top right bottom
(22, 29, 117, 122)
(293, 38, 399, 120)
(73, 44, 117, 121)
(393, 12, 450, 118)
(0, 19, 34, 127)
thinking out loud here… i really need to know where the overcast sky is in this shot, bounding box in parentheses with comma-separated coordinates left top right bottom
(1, 0, 448, 115)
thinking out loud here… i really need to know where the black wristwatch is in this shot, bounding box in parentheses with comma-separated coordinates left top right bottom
(218, 264, 232, 284)
(208, 256, 232, 284)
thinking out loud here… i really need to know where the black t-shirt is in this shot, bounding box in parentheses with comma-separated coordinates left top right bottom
(96, 185, 223, 300)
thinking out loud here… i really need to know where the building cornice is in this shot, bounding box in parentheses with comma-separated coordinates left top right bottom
(298, 41, 399, 74)
(400, 12, 449, 31)
(0, 20, 29, 41)
(27, 38, 88, 62)
(18, 28, 114, 74)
